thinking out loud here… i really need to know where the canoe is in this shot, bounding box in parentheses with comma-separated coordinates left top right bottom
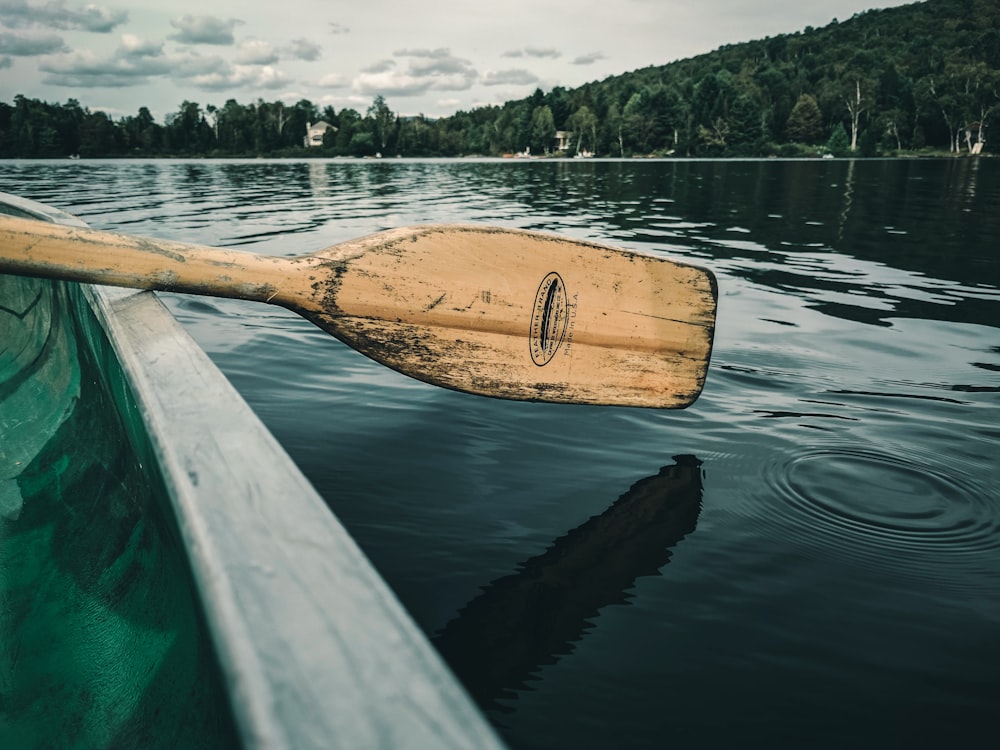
(0, 193, 505, 749)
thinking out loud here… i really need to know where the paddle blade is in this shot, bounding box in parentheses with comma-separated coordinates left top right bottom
(305, 226, 717, 408)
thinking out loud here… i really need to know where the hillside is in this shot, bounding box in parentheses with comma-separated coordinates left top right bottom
(453, 0, 999, 157)
(1, 0, 997, 158)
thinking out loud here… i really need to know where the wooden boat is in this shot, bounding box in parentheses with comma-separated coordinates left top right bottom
(0, 193, 505, 749)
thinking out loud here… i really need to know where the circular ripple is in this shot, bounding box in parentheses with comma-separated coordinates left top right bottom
(759, 445, 1000, 580)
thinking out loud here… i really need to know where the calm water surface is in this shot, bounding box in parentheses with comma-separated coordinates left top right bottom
(2, 158, 997, 748)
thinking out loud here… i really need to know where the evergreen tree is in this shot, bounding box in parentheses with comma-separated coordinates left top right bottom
(727, 94, 764, 155)
(785, 94, 824, 144)
(826, 122, 850, 155)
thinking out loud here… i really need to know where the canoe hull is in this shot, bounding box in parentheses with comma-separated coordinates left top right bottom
(1, 273, 240, 748)
(1, 192, 505, 750)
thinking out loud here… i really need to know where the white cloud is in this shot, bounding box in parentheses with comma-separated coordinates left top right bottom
(317, 71, 348, 88)
(0, 0, 917, 123)
(119, 33, 162, 58)
(362, 58, 395, 74)
(40, 48, 170, 87)
(235, 39, 278, 65)
(483, 68, 539, 86)
(35, 35, 291, 95)
(353, 68, 433, 98)
(0, 30, 67, 56)
(503, 46, 561, 59)
(0, 0, 128, 32)
(287, 37, 321, 62)
(168, 51, 228, 78)
(393, 47, 450, 59)
(169, 15, 243, 45)
(188, 63, 289, 91)
(354, 48, 478, 97)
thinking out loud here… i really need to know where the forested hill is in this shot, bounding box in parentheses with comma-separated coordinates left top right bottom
(1, 0, 997, 158)
(467, 0, 999, 157)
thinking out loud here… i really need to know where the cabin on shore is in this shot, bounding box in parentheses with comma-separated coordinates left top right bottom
(304, 121, 335, 147)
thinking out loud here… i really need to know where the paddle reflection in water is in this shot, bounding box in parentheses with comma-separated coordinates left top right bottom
(433, 455, 703, 712)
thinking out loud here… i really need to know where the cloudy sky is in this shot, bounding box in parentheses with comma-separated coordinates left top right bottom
(1, 0, 913, 120)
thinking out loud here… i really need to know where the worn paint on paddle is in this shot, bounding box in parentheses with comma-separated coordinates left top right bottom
(0, 218, 718, 408)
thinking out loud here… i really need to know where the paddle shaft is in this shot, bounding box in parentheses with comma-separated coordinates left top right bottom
(0, 215, 323, 312)
(0, 217, 577, 342)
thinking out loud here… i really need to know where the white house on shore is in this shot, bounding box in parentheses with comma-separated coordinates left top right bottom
(304, 121, 335, 147)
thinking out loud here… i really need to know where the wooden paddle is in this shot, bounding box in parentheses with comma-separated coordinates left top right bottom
(0, 215, 717, 408)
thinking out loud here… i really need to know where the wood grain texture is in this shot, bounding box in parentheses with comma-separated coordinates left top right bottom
(0, 216, 717, 407)
(305, 226, 717, 407)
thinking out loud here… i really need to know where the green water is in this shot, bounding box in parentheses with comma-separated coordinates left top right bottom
(0, 276, 238, 749)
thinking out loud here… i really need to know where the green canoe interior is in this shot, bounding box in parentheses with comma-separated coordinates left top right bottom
(1, 233, 239, 745)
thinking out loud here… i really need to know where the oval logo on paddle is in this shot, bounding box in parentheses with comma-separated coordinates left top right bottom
(529, 272, 569, 366)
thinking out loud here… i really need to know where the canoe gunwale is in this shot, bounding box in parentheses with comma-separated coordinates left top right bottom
(0, 192, 505, 750)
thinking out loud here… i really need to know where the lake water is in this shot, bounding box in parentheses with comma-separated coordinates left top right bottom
(2, 157, 997, 748)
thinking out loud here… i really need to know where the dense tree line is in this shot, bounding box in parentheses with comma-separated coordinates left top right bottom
(1, 0, 997, 159)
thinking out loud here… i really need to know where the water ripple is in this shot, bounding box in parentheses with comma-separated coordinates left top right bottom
(758, 444, 1000, 585)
